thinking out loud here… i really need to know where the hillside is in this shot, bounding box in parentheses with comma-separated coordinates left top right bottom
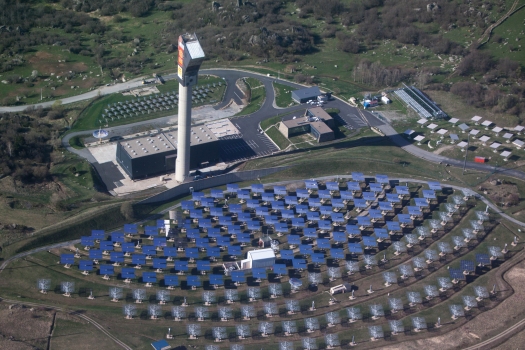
(0, 0, 523, 122)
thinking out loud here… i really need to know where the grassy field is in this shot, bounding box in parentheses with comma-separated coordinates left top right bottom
(70, 76, 226, 132)
(235, 78, 266, 117)
(273, 82, 296, 108)
(266, 125, 290, 150)
(68, 135, 86, 149)
(482, 6, 525, 62)
(0, 186, 520, 349)
(261, 115, 283, 131)
(245, 130, 446, 182)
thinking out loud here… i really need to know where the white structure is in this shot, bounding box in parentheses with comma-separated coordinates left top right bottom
(471, 116, 482, 124)
(449, 118, 459, 125)
(239, 248, 276, 269)
(175, 33, 205, 183)
(417, 118, 428, 126)
(381, 96, 391, 104)
(427, 123, 438, 132)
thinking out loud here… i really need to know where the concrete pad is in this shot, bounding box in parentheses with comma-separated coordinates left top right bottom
(89, 144, 117, 164)
(206, 119, 241, 138)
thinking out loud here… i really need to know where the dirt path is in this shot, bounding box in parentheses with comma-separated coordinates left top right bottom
(474, 0, 524, 49)
(378, 249, 525, 350)
(433, 144, 454, 155)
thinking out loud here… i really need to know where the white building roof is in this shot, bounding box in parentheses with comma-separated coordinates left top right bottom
(503, 133, 513, 139)
(471, 116, 482, 122)
(513, 139, 524, 148)
(482, 120, 493, 127)
(457, 141, 468, 148)
(492, 126, 503, 133)
(427, 123, 438, 130)
(247, 248, 275, 261)
(404, 129, 415, 136)
(414, 135, 425, 142)
(514, 126, 524, 132)
(500, 151, 512, 158)
(437, 129, 448, 135)
(417, 118, 428, 125)
(449, 118, 459, 124)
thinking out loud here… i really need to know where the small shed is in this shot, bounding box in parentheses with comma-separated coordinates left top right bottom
(246, 248, 276, 269)
(381, 96, 391, 104)
(363, 99, 379, 108)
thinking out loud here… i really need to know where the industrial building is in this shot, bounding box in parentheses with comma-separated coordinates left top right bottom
(240, 248, 276, 269)
(223, 248, 276, 271)
(278, 107, 335, 143)
(291, 86, 322, 103)
(116, 125, 220, 180)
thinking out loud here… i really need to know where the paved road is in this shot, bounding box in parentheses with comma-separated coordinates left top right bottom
(378, 123, 525, 181)
(10, 67, 525, 184)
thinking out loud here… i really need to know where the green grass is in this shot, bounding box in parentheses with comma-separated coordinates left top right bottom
(273, 82, 296, 108)
(68, 135, 85, 149)
(266, 125, 290, 150)
(482, 6, 525, 62)
(261, 114, 282, 130)
(0, 190, 520, 349)
(235, 77, 266, 117)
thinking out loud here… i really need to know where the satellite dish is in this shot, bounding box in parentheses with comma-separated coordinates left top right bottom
(93, 129, 109, 139)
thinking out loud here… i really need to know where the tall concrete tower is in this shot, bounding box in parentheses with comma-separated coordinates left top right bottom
(175, 33, 205, 183)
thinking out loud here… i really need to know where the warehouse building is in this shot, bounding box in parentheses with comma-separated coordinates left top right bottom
(291, 86, 322, 103)
(116, 126, 220, 180)
(278, 107, 335, 143)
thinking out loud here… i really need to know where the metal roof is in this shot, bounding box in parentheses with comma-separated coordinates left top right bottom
(292, 86, 322, 99)
(247, 248, 275, 261)
(119, 126, 217, 159)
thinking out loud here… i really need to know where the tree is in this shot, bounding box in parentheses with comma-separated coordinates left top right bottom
(120, 201, 135, 220)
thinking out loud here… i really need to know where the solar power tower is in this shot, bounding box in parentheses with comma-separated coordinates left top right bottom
(175, 33, 206, 183)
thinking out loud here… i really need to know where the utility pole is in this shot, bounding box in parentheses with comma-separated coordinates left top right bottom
(40, 88, 43, 101)
(462, 133, 470, 175)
